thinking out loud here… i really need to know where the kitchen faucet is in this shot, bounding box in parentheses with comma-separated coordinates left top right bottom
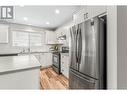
(20, 48, 30, 54)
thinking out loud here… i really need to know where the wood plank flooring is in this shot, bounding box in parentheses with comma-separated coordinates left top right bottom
(40, 67, 69, 90)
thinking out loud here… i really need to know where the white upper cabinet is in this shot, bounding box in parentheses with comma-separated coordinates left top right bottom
(73, 6, 107, 25)
(56, 29, 67, 45)
(45, 30, 57, 44)
(55, 25, 71, 46)
(73, 7, 87, 25)
(86, 6, 107, 19)
(0, 24, 9, 43)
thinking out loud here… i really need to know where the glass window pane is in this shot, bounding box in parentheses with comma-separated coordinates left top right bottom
(12, 31, 29, 47)
(30, 33, 43, 47)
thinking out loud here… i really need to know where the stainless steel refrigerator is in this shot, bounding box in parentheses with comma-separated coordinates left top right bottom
(69, 15, 107, 89)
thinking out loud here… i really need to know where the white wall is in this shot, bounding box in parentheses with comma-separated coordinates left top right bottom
(107, 6, 117, 89)
(117, 6, 127, 89)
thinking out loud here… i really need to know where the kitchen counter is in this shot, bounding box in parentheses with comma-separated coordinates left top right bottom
(0, 51, 55, 56)
(0, 55, 41, 89)
(0, 53, 18, 56)
(0, 55, 41, 74)
(18, 51, 55, 55)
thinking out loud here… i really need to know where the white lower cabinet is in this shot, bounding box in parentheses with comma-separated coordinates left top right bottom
(33, 53, 40, 62)
(34, 53, 52, 68)
(40, 53, 46, 67)
(45, 53, 52, 66)
(0, 68, 40, 89)
(61, 53, 69, 78)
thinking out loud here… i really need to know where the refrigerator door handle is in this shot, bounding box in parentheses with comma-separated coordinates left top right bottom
(76, 25, 82, 66)
(70, 28, 75, 68)
(70, 26, 78, 70)
(76, 27, 78, 63)
(78, 28, 82, 63)
(75, 27, 79, 64)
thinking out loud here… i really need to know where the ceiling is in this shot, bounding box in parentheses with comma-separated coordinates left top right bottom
(6, 6, 81, 30)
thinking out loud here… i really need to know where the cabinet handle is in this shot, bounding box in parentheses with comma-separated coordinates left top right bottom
(86, 13, 88, 18)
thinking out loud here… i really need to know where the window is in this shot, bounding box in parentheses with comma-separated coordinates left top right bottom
(30, 33, 43, 47)
(12, 31, 29, 47)
(12, 31, 44, 47)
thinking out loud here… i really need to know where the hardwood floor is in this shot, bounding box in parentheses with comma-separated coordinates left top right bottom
(40, 67, 69, 90)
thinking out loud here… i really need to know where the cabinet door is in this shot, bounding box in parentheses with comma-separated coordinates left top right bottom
(46, 31, 56, 44)
(61, 54, 65, 74)
(73, 7, 87, 24)
(87, 6, 106, 18)
(61, 54, 69, 78)
(40, 53, 52, 67)
(73, 6, 107, 25)
(33, 54, 40, 63)
(64, 56, 69, 78)
(61, 61, 65, 74)
(0, 24, 9, 43)
(40, 53, 46, 67)
(46, 53, 52, 66)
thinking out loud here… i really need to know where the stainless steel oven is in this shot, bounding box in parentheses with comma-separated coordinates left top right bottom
(52, 52, 61, 74)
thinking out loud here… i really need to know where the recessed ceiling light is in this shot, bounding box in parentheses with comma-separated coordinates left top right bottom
(55, 9, 60, 14)
(46, 22, 50, 25)
(23, 17, 28, 21)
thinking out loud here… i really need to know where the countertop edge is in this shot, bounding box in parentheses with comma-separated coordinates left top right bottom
(0, 65, 41, 75)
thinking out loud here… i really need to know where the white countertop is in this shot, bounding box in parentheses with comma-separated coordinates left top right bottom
(0, 55, 41, 74)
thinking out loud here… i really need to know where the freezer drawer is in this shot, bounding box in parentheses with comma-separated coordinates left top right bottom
(69, 68, 98, 89)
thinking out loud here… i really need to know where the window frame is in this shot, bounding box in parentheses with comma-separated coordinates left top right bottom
(11, 30, 44, 48)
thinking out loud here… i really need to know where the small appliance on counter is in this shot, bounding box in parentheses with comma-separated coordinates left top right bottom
(49, 45, 59, 52)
